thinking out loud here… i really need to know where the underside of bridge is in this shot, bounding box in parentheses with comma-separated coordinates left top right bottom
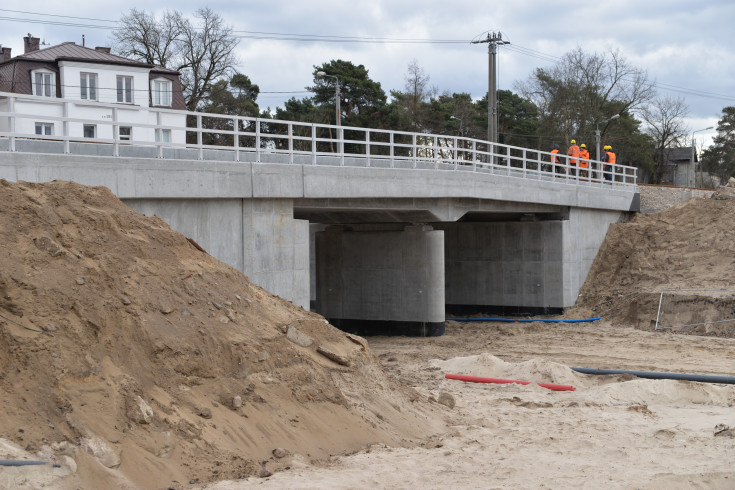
(296, 198, 622, 337)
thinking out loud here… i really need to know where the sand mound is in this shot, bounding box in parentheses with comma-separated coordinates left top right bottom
(570, 197, 735, 336)
(431, 353, 580, 386)
(0, 180, 441, 489)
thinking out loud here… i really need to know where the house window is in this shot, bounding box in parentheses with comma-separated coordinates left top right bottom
(83, 124, 96, 139)
(32, 71, 55, 97)
(152, 79, 172, 106)
(80, 72, 98, 101)
(155, 129, 171, 143)
(117, 76, 133, 103)
(35, 122, 53, 136)
(119, 126, 132, 141)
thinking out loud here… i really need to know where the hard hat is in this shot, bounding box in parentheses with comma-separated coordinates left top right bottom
(571, 139, 576, 144)
(604, 145, 611, 150)
(580, 144, 586, 148)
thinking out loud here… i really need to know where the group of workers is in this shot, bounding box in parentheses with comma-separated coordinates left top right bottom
(550, 141, 616, 182)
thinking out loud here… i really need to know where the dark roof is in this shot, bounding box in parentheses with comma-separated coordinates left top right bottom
(4, 42, 179, 74)
(664, 147, 695, 164)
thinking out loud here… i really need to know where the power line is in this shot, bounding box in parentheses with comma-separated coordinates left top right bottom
(1, 9, 732, 103)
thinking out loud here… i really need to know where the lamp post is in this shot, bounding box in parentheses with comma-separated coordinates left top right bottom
(690, 126, 713, 187)
(316, 71, 340, 128)
(595, 114, 620, 161)
(317, 71, 341, 153)
(449, 116, 463, 136)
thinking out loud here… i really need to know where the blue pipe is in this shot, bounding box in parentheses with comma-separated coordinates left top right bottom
(0, 460, 61, 467)
(571, 367, 735, 385)
(447, 317, 603, 323)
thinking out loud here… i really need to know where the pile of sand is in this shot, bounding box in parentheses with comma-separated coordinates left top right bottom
(570, 195, 735, 336)
(0, 180, 442, 489)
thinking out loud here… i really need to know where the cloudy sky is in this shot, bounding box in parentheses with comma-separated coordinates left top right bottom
(1, 1, 733, 147)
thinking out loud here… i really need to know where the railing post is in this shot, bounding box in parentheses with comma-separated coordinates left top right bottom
(506, 146, 511, 176)
(472, 140, 477, 172)
(156, 111, 163, 159)
(234, 117, 240, 162)
(433, 136, 438, 169)
(412, 133, 416, 168)
(453, 136, 458, 170)
(288, 122, 294, 164)
(8, 96, 15, 152)
(366, 130, 371, 167)
(339, 126, 344, 166)
(256, 119, 261, 163)
(63, 101, 70, 154)
(522, 148, 527, 178)
(196, 114, 203, 160)
(311, 124, 317, 165)
(112, 107, 119, 157)
(390, 132, 395, 168)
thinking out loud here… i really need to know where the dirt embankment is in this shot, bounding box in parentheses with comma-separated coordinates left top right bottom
(0, 180, 442, 489)
(570, 188, 735, 337)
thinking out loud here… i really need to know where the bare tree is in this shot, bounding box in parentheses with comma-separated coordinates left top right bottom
(516, 47, 655, 145)
(639, 95, 689, 183)
(112, 9, 184, 68)
(404, 59, 430, 108)
(112, 8, 239, 110)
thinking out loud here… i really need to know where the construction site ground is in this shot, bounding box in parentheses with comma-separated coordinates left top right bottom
(1, 179, 734, 489)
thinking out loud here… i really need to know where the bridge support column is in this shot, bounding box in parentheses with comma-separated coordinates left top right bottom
(315, 224, 445, 336)
(441, 208, 622, 315)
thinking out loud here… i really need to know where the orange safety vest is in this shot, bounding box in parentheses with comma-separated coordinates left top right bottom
(579, 148, 590, 168)
(605, 151, 616, 165)
(567, 144, 580, 165)
(551, 148, 560, 164)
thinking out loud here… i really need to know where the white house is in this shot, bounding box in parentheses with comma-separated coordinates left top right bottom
(0, 34, 187, 145)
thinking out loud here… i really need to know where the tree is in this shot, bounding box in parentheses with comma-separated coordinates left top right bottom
(701, 106, 735, 185)
(516, 47, 655, 149)
(198, 73, 260, 146)
(112, 8, 239, 110)
(308, 60, 388, 127)
(638, 96, 689, 183)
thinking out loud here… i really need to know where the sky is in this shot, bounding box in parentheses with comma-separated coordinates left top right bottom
(1, 1, 733, 149)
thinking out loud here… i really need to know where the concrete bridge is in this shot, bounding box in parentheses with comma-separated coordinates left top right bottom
(0, 92, 639, 336)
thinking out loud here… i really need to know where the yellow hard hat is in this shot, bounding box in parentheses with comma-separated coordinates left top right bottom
(580, 144, 586, 148)
(571, 139, 576, 144)
(604, 145, 611, 150)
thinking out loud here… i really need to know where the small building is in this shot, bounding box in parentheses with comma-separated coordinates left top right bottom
(660, 147, 696, 187)
(0, 34, 186, 144)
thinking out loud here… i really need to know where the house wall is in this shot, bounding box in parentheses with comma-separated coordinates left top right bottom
(58, 61, 151, 107)
(2, 95, 186, 145)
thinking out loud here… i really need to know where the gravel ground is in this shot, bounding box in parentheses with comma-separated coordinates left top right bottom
(638, 184, 716, 213)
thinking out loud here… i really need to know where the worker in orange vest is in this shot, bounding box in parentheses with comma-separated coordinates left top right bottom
(578, 143, 590, 180)
(550, 144, 561, 174)
(602, 145, 616, 183)
(567, 139, 580, 176)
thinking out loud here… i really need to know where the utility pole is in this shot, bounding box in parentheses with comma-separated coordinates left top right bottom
(472, 32, 510, 148)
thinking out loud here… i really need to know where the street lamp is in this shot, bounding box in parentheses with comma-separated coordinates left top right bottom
(690, 126, 713, 187)
(316, 71, 340, 128)
(595, 114, 620, 161)
(449, 116, 463, 136)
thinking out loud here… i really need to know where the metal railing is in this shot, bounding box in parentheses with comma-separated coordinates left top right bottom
(0, 91, 637, 188)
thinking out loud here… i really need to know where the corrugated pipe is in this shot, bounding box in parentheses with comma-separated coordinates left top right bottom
(445, 373, 575, 391)
(571, 367, 735, 385)
(447, 317, 603, 323)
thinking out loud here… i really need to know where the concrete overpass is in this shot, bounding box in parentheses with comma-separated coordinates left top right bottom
(0, 92, 639, 336)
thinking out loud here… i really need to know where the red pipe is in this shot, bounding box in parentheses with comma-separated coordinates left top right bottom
(445, 373, 575, 392)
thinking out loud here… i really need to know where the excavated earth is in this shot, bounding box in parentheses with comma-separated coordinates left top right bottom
(0, 180, 442, 489)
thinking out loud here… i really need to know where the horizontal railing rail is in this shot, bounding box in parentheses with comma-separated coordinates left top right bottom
(0, 91, 637, 188)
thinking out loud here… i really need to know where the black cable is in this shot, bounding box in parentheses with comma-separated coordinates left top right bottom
(0, 311, 52, 336)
